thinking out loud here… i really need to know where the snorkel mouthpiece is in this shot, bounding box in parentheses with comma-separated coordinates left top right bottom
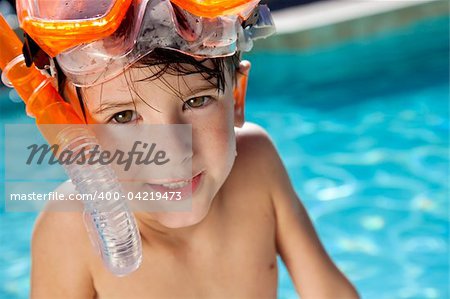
(0, 14, 142, 276)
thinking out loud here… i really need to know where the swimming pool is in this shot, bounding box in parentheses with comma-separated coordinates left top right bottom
(1, 13, 449, 299)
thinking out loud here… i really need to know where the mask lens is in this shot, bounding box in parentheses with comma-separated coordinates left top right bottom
(25, 0, 116, 21)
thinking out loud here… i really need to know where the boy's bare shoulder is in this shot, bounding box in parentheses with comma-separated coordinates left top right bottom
(31, 181, 96, 298)
(235, 122, 273, 148)
(33, 181, 92, 259)
(34, 180, 90, 251)
(234, 122, 280, 180)
(235, 122, 276, 161)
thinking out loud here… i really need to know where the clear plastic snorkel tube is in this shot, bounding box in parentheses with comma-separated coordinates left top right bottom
(0, 14, 142, 276)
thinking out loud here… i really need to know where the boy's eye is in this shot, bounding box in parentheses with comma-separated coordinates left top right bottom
(111, 110, 137, 124)
(183, 96, 213, 110)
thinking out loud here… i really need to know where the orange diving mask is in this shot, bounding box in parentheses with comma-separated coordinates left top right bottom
(17, 0, 275, 87)
(17, 0, 134, 57)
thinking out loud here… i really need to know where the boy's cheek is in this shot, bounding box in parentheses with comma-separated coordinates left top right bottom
(194, 117, 235, 162)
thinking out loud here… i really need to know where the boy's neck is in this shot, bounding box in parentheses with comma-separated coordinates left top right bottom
(134, 188, 224, 243)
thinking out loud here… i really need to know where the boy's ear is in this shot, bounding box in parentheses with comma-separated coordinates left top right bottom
(233, 60, 250, 128)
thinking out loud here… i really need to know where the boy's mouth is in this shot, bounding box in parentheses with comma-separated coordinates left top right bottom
(145, 171, 203, 199)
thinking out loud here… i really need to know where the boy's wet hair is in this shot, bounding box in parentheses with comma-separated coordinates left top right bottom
(58, 48, 241, 122)
(134, 47, 241, 93)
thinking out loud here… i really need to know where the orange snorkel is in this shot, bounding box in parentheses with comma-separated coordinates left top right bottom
(0, 15, 82, 125)
(0, 13, 143, 276)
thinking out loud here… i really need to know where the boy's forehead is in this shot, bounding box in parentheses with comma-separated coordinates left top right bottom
(131, 62, 215, 86)
(78, 63, 224, 106)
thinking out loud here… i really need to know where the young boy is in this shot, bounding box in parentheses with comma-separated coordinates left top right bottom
(23, 0, 359, 298)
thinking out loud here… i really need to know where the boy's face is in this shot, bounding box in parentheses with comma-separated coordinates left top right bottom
(65, 60, 249, 229)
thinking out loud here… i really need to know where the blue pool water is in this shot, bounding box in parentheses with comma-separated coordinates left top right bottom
(1, 14, 449, 299)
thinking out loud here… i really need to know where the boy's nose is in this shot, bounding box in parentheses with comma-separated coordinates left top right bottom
(142, 105, 187, 125)
(135, 122, 193, 180)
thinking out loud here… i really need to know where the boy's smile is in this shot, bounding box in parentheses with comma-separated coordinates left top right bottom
(145, 170, 203, 194)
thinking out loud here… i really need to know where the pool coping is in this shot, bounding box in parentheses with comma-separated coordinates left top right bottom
(253, 0, 449, 51)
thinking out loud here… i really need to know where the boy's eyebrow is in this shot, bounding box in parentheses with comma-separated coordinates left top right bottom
(185, 85, 219, 96)
(92, 102, 134, 115)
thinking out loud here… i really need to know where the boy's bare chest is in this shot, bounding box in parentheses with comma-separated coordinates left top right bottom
(92, 193, 277, 298)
